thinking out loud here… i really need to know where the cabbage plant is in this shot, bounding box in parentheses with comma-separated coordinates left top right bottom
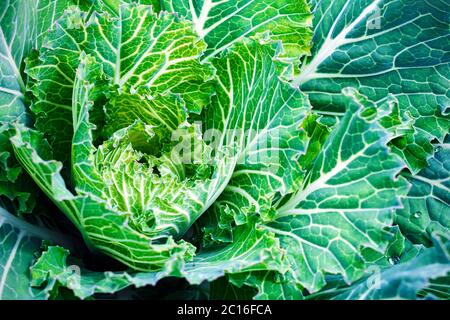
(0, 0, 448, 300)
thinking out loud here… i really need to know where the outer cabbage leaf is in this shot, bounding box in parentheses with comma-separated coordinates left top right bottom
(0, 206, 71, 299)
(203, 37, 310, 229)
(229, 222, 412, 300)
(10, 122, 196, 271)
(30, 245, 165, 299)
(0, 0, 82, 123)
(84, 5, 214, 111)
(209, 277, 256, 300)
(396, 136, 450, 246)
(1, 0, 81, 214)
(265, 89, 409, 293)
(307, 234, 450, 300)
(0, 0, 27, 123)
(293, 0, 450, 171)
(161, 0, 313, 60)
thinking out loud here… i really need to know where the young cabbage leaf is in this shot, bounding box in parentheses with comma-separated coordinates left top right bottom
(26, 4, 215, 164)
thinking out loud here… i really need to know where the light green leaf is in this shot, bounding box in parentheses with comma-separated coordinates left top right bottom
(183, 219, 287, 284)
(204, 38, 310, 227)
(71, 53, 214, 238)
(266, 89, 409, 292)
(25, 6, 88, 164)
(162, 0, 313, 61)
(85, 4, 214, 111)
(1, 2, 88, 210)
(297, 114, 332, 172)
(26, 4, 215, 163)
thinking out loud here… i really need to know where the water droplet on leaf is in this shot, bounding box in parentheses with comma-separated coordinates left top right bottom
(413, 211, 422, 218)
(388, 256, 400, 265)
